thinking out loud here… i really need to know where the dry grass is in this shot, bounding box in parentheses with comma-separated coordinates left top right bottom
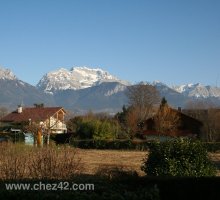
(77, 149, 220, 176)
(209, 152, 220, 176)
(77, 149, 147, 176)
(0, 142, 219, 179)
(0, 142, 81, 180)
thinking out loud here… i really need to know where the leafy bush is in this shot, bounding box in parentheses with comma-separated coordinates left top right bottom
(77, 119, 119, 140)
(141, 138, 217, 177)
(67, 115, 122, 140)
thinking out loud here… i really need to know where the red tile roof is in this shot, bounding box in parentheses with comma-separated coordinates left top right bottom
(0, 107, 65, 123)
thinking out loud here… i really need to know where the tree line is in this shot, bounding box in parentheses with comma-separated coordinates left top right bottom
(66, 83, 220, 142)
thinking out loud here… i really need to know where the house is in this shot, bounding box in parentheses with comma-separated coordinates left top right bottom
(0, 106, 67, 134)
(182, 108, 220, 141)
(140, 107, 203, 138)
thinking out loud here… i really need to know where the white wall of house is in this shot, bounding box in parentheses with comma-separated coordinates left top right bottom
(49, 116, 67, 133)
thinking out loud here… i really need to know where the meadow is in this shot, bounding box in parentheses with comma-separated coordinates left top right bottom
(0, 142, 219, 179)
(0, 142, 220, 199)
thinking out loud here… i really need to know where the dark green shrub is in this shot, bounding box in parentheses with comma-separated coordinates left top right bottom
(204, 142, 220, 152)
(70, 139, 152, 150)
(141, 138, 217, 177)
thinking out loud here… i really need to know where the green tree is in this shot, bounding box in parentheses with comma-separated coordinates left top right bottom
(76, 119, 118, 140)
(160, 97, 167, 108)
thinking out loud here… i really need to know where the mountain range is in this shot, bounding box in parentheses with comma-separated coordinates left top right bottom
(0, 67, 55, 109)
(37, 67, 130, 94)
(0, 66, 220, 113)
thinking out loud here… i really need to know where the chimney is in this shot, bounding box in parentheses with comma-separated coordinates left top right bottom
(178, 107, 182, 112)
(17, 105, 23, 113)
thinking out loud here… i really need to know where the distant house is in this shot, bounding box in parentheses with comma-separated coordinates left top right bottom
(0, 106, 67, 134)
(140, 108, 203, 138)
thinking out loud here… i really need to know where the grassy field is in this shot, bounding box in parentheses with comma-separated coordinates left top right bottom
(76, 149, 220, 176)
(0, 144, 219, 199)
(77, 149, 147, 176)
(0, 141, 219, 178)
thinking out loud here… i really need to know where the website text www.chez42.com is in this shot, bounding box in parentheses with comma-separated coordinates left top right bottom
(4, 181, 95, 191)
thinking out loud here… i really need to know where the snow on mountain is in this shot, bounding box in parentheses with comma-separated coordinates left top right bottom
(37, 67, 130, 94)
(171, 83, 220, 98)
(0, 66, 55, 108)
(104, 84, 127, 96)
(0, 66, 17, 80)
(172, 83, 195, 93)
(1, 64, 220, 111)
(53, 82, 128, 113)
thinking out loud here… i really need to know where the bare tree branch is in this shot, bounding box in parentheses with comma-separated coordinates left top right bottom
(126, 83, 160, 121)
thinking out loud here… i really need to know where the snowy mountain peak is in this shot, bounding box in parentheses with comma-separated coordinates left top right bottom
(152, 80, 169, 87)
(0, 66, 17, 80)
(71, 66, 118, 82)
(58, 68, 71, 73)
(71, 66, 104, 72)
(171, 83, 220, 98)
(37, 66, 130, 94)
(172, 83, 195, 93)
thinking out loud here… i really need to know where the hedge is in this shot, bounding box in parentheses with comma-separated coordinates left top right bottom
(69, 139, 152, 150)
(68, 138, 220, 152)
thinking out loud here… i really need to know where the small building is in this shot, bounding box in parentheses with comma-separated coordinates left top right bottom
(140, 107, 203, 138)
(0, 106, 67, 134)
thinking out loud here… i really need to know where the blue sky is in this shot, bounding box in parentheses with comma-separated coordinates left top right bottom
(0, 0, 219, 86)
